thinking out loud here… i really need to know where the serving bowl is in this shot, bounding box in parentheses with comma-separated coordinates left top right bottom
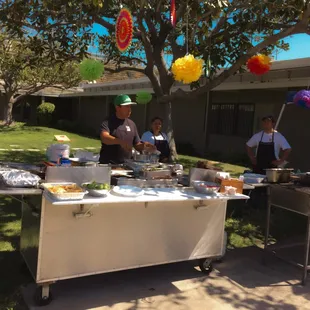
(192, 181, 220, 195)
(82, 182, 110, 197)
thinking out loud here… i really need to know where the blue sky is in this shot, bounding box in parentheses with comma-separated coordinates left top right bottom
(276, 34, 310, 60)
(89, 23, 310, 61)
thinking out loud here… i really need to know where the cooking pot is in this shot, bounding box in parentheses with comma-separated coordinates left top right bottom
(265, 168, 293, 183)
(133, 153, 151, 163)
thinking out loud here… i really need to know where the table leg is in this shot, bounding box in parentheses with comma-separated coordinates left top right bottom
(302, 216, 310, 286)
(263, 187, 271, 264)
(264, 187, 271, 248)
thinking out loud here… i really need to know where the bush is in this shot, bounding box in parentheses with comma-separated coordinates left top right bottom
(37, 102, 55, 126)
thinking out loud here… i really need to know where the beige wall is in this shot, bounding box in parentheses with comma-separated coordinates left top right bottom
(70, 88, 310, 171)
(207, 89, 310, 171)
(79, 96, 109, 134)
(278, 104, 310, 171)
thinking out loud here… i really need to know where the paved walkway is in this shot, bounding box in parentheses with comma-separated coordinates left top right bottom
(22, 247, 310, 310)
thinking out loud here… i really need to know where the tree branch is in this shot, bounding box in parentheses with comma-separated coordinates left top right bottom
(104, 66, 146, 74)
(136, 15, 163, 96)
(159, 23, 303, 103)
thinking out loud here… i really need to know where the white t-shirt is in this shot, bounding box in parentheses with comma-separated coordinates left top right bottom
(246, 131, 291, 159)
(141, 131, 168, 145)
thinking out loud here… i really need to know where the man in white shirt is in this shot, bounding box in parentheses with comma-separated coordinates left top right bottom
(246, 115, 291, 174)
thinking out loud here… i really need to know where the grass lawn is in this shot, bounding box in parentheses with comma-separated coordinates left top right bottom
(1, 123, 302, 309)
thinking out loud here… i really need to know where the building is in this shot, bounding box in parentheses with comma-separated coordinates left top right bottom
(5, 57, 310, 170)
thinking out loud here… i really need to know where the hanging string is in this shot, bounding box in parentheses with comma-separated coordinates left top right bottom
(186, 2, 189, 54)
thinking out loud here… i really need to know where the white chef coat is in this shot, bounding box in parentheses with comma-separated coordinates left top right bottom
(246, 131, 291, 159)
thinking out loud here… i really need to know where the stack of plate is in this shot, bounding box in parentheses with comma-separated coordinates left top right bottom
(111, 185, 144, 197)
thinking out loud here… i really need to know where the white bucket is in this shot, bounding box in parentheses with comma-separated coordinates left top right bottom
(46, 144, 70, 163)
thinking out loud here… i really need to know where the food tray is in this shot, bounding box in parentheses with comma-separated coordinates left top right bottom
(42, 182, 87, 201)
(117, 177, 178, 188)
(192, 181, 220, 195)
(141, 169, 172, 180)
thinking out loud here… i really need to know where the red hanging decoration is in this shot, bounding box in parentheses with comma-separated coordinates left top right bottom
(116, 8, 133, 53)
(170, 0, 176, 27)
(247, 54, 271, 75)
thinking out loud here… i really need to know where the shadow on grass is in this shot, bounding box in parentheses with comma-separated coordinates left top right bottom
(0, 122, 45, 133)
(0, 151, 45, 164)
(178, 157, 246, 177)
(225, 193, 307, 250)
(0, 197, 32, 309)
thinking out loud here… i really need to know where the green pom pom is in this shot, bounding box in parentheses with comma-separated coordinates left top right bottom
(136, 91, 152, 104)
(79, 59, 104, 81)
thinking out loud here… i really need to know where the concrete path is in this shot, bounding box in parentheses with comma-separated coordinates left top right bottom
(22, 247, 310, 310)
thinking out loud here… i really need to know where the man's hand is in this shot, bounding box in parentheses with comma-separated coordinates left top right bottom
(119, 140, 132, 153)
(272, 159, 284, 167)
(143, 142, 156, 152)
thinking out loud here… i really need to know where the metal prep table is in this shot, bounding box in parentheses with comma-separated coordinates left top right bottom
(264, 184, 310, 285)
(19, 166, 249, 305)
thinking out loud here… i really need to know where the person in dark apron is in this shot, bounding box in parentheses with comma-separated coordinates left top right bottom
(99, 94, 156, 164)
(246, 115, 291, 175)
(152, 131, 170, 162)
(254, 131, 277, 174)
(141, 117, 171, 162)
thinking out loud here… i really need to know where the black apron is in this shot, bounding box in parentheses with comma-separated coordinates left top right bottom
(152, 131, 170, 162)
(254, 131, 277, 175)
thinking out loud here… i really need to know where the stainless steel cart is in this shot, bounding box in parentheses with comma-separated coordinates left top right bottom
(263, 184, 310, 285)
(15, 166, 250, 305)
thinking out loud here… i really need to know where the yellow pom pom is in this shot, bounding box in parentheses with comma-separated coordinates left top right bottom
(171, 54, 204, 84)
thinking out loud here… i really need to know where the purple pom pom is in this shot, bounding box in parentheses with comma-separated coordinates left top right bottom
(293, 90, 310, 109)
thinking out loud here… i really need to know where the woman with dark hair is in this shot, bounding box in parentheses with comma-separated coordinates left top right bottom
(141, 117, 170, 162)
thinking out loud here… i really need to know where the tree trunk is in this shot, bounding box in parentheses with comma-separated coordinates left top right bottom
(164, 101, 178, 161)
(3, 94, 14, 125)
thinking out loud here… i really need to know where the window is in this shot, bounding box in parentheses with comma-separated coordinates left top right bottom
(209, 103, 254, 138)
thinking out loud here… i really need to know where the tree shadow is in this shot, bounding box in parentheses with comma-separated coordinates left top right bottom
(22, 257, 304, 310)
(0, 151, 45, 164)
(0, 122, 45, 133)
(0, 197, 32, 309)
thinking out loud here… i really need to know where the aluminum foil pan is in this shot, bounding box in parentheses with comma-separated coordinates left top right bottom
(42, 182, 87, 200)
(0, 168, 41, 187)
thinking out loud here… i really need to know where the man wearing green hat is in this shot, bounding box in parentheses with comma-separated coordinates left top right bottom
(99, 94, 155, 164)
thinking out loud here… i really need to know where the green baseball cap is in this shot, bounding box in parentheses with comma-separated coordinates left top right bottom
(114, 94, 137, 106)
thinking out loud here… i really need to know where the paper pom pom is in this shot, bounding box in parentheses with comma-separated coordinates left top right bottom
(171, 54, 204, 84)
(247, 54, 271, 75)
(293, 90, 310, 109)
(116, 8, 133, 53)
(136, 91, 152, 104)
(79, 59, 104, 81)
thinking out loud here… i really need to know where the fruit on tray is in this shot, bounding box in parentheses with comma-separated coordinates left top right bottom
(46, 184, 83, 194)
(85, 181, 110, 190)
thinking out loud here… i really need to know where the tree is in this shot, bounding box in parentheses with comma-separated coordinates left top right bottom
(1, 0, 310, 156)
(0, 32, 81, 124)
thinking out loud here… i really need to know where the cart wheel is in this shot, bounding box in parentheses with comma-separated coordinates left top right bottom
(34, 287, 53, 306)
(198, 258, 213, 274)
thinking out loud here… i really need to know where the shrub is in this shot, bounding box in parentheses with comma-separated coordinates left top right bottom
(37, 102, 55, 126)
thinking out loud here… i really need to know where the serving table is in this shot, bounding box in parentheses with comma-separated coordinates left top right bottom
(0, 165, 250, 305)
(263, 184, 310, 285)
(20, 184, 248, 305)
